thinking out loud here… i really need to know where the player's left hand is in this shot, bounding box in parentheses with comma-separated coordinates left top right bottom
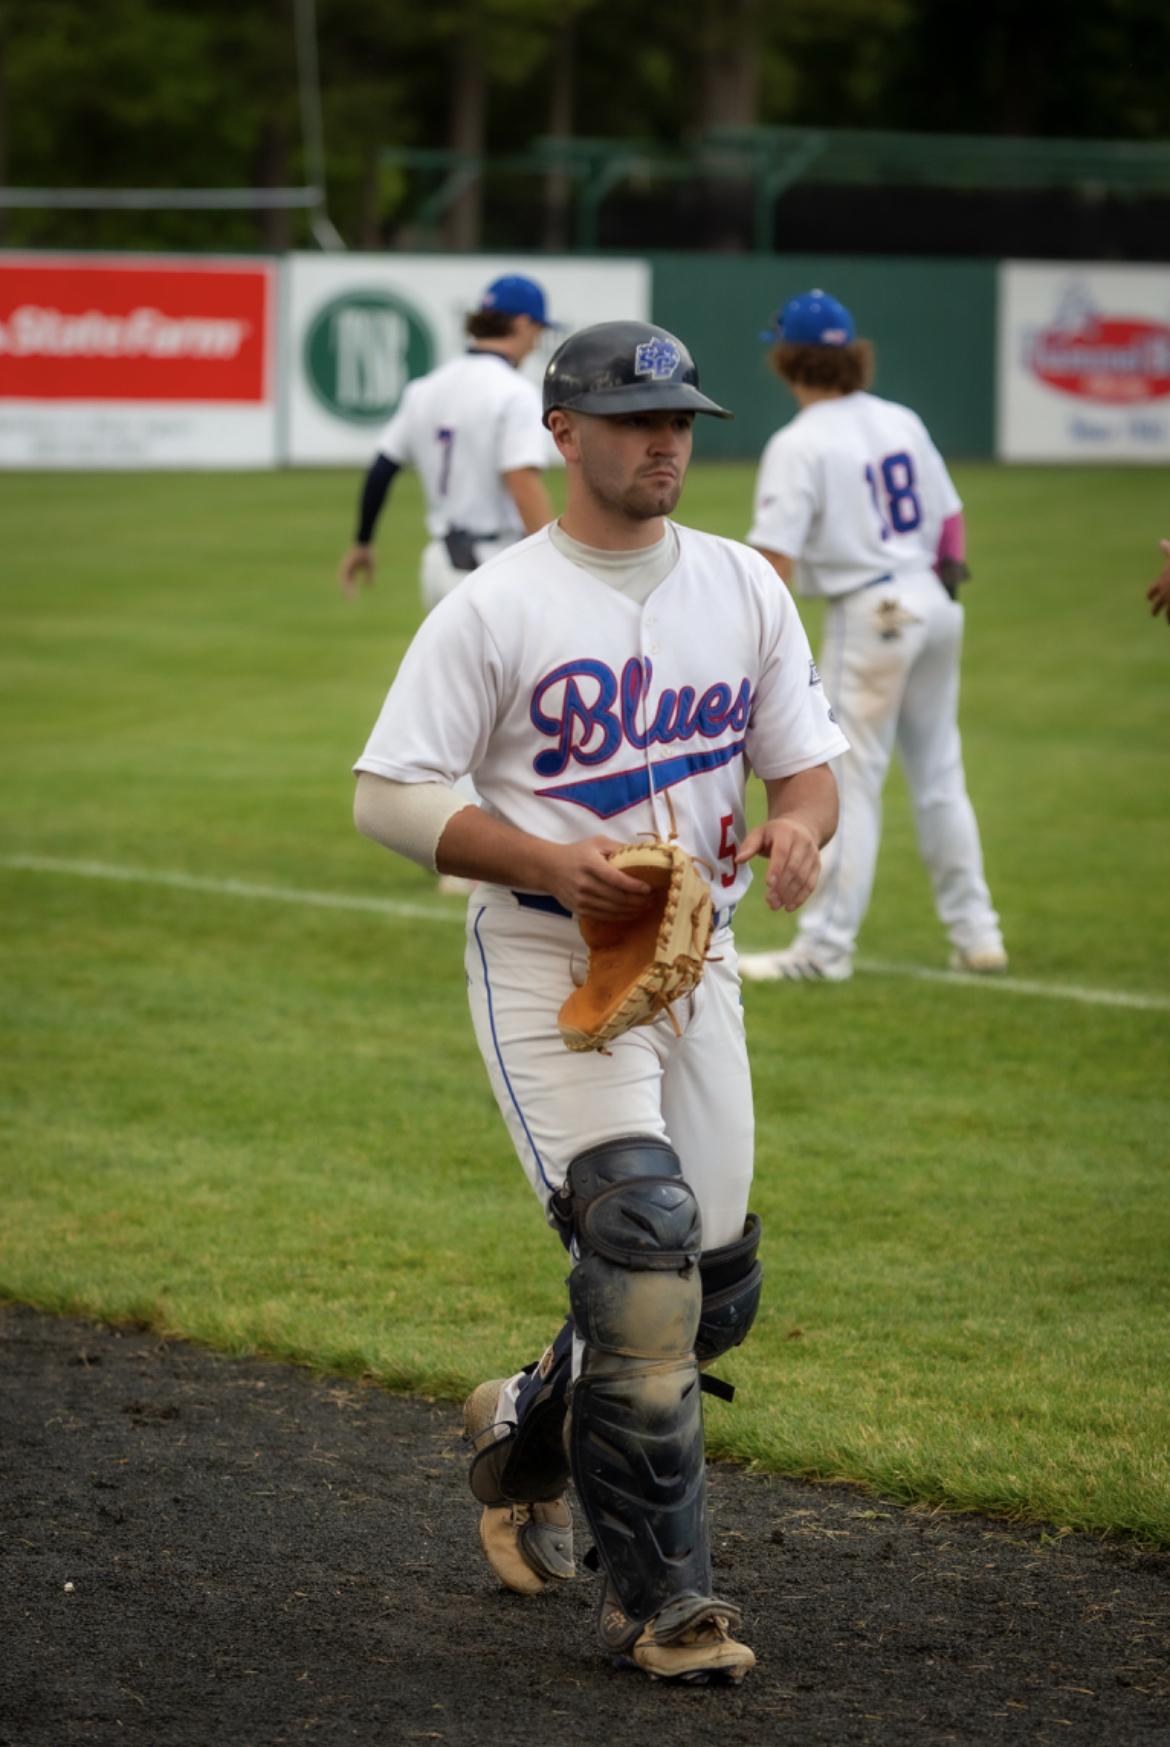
(736, 818, 821, 913)
(1147, 539, 1170, 622)
(338, 543, 375, 598)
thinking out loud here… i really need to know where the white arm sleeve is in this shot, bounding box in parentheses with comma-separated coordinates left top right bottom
(353, 772, 475, 873)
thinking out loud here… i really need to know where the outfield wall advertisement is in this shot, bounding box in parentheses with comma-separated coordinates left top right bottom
(0, 254, 279, 468)
(998, 262, 1170, 462)
(282, 254, 651, 465)
(11, 248, 1170, 468)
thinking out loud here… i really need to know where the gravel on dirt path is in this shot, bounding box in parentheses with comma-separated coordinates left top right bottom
(1, 1301, 1167, 1746)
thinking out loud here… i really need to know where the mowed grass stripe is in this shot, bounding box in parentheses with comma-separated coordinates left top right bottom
(4, 852, 1168, 1014)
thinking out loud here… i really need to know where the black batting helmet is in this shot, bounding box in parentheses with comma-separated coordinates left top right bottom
(542, 321, 733, 427)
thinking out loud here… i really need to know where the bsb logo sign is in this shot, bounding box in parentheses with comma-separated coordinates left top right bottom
(303, 288, 434, 425)
(1022, 290, 1170, 405)
(0, 262, 270, 402)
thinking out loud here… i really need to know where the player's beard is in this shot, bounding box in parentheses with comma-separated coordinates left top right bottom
(577, 445, 685, 523)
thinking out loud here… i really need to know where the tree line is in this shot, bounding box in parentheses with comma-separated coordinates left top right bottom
(1, 0, 1168, 252)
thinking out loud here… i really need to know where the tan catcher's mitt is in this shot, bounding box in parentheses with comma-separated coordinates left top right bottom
(558, 839, 716, 1054)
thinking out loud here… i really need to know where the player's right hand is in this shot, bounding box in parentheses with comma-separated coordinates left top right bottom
(544, 836, 652, 920)
(338, 543, 375, 598)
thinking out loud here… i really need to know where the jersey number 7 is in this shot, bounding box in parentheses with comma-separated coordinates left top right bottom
(436, 427, 455, 497)
(864, 451, 922, 537)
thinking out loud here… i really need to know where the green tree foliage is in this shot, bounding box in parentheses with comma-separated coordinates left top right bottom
(886, 0, 1170, 139)
(0, 0, 1167, 251)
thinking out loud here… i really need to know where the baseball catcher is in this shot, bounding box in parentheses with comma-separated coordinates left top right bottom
(353, 319, 846, 1681)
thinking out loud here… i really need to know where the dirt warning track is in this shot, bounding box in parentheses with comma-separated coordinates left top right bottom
(1, 1302, 1167, 1746)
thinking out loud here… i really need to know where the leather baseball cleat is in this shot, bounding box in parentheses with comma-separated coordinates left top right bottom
(630, 1598, 756, 1684)
(950, 943, 1009, 973)
(738, 943, 852, 982)
(478, 1498, 575, 1594)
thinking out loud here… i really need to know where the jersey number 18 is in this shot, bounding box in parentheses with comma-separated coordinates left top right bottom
(864, 451, 922, 537)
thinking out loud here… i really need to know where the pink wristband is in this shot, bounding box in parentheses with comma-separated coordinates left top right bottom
(936, 512, 966, 566)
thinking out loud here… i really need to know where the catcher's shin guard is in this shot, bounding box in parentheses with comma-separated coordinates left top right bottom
(564, 1136, 717, 1633)
(466, 1320, 574, 1508)
(696, 1213, 763, 1366)
(463, 1324, 576, 1594)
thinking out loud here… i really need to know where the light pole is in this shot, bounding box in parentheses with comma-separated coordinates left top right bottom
(293, 0, 345, 250)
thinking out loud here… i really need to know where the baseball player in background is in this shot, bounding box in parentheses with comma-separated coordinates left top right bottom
(352, 320, 847, 1682)
(336, 273, 555, 608)
(1148, 538, 1170, 623)
(740, 289, 1007, 983)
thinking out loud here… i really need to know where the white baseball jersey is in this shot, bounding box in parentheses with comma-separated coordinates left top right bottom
(376, 351, 549, 539)
(355, 523, 848, 907)
(747, 391, 962, 598)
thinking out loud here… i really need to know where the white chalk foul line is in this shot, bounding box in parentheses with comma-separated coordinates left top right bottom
(3, 852, 1167, 1014)
(855, 957, 1170, 1014)
(0, 853, 459, 925)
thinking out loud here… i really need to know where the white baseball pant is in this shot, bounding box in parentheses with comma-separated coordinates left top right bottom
(419, 534, 521, 614)
(797, 567, 1002, 963)
(464, 885, 754, 1253)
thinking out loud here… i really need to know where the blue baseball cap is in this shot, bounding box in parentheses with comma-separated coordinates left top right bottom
(760, 288, 856, 346)
(478, 274, 555, 326)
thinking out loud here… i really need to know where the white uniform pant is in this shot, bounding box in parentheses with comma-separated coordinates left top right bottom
(464, 886, 753, 1253)
(419, 534, 521, 614)
(799, 569, 1002, 962)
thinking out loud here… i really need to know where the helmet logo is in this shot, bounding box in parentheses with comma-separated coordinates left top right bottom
(634, 335, 681, 380)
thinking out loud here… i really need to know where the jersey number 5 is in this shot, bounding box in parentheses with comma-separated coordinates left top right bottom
(717, 814, 737, 890)
(864, 451, 922, 537)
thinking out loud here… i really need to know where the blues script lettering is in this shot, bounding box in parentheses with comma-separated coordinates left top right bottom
(530, 658, 751, 779)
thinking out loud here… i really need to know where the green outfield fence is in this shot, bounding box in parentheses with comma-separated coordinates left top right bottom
(650, 253, 998, 461)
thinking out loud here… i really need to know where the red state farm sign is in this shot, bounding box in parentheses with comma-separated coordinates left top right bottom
(1025, 314, 1170, 404)
(0, 261, 270, 402)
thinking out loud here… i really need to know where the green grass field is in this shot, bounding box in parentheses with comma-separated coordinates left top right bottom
(2, 463, 1167, 1542)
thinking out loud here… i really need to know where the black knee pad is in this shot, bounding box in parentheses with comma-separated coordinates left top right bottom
(565, 1134, 695, 1225)
(567, 1135, 701, 1358)
(696, 1213, 763, 1365)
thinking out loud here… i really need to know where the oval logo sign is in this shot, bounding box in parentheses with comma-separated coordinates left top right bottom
(1025, 315, 1170, 404)
(304, 288, 435, 424)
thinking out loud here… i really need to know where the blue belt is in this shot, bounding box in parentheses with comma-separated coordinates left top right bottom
(513, 891, 572, 918)
(514, 890, 737, 931)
